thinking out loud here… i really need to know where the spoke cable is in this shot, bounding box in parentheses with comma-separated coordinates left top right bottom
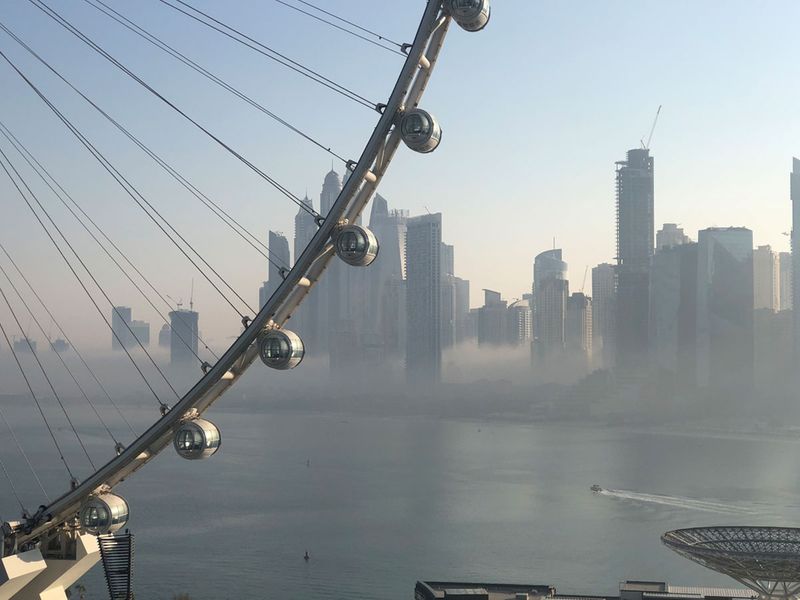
(0, 278, 97, 471)
(0, 24, 288, 272)
(0, 136, 171, 407)
(0, 242, 137, 438)
(0, 452, 26, 513)
(0, 310, 76, 483)
(156, 0, 378, 109)
(0, 257, 120, 448)
(0, 47, 256, 319)
(0, 120, 219, 365)
(84, 0, 349, 164)
(273, 0, 405, 56)
(23, 1, 324, 219)
(294, 0, 404, 48)
(0, 403, 50, 501)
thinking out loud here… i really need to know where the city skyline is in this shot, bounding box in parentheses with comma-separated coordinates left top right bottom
(5, 5, 800, 600)
(0, 2, 797, 348)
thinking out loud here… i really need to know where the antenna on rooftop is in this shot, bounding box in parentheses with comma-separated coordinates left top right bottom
(189, 279, 194, 312)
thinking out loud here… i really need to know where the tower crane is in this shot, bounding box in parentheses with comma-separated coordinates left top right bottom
(641, 105, 662, 150)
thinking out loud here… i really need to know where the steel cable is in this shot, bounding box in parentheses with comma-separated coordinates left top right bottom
(0, 47, 257, 320)
(0, 136, 172, 407)
(0, 241, 137, 439)
(24, 1, 323, 220)
(0, 121, 220, 366)
(0, 24, 289, 272)
(273, 0, 405, 56)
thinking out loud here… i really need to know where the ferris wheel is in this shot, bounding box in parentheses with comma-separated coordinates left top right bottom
(0, 0, 490, 597)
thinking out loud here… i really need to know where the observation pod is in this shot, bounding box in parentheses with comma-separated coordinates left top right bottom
(258, 328, 304, 370)
(173, 418, 221, 460)
(400, 109, 441, 153)
(445, 0, 491, 32)
(335, 225, 379, 267)
(79, 494, 129, 535)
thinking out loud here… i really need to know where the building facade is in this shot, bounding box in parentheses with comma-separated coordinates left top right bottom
(405, 213, 442, 384)
(779, 251, 792, 311)
(565, 292, 592, 358)
(591, 262, 616, 368)
(753, 244, 779, 311)
(292, 196, 320, 346)
(111, 306, 132, 350)
(696, 227, 754, 391)
(649, 242, 698, 381)
(656, 223, 690, 250)
(477, 289, 507, 346)
(533, 249, 568, 358)
(169, 308, 199, 366)
(259, 230, 290, 308)
(792, 158, 800, 364)
(615, 148, 654, 370)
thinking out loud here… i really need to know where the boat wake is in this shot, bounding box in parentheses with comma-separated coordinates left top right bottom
(597, 487, 755, 514)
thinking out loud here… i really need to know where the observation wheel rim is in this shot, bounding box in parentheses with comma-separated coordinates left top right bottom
(11, 0, 455, 549)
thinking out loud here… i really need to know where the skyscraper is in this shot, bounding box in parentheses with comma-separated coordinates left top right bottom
(791, 158, 800, 362)
(696, 227, 754, 392)
(317, 170, 344, 357)
(753, 245, 779, 311)
(158, 323, 170, 348)
(615, 148, 654, 370)
(565, 292, 592, 360)
(440, 243, 456, 349)
(477, 289, 507, 346)
(656, 223, 690, 250)
(169, 307, 199, 366)
(111, 306, 132, 350)
(259, 231, 290, 308)
(533, 249, 568, 357)
(292, 196, 320, 345)
(649, 242, 698, 381)
(507, 299, 533, 345)
(779, 251, 792, 311)
(454, 277, 471, 344)
(367, 195, 407, 357)
(111, 307, 149, 349)
(591, 263, 616, 368)
(130, 320, 150, 347)
(405, 213, 442, 384)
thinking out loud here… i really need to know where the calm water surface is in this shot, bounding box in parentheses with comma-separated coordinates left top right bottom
(5, 407, 800, 599)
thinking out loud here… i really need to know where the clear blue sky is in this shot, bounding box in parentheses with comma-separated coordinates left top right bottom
(0, 0, 798, 349)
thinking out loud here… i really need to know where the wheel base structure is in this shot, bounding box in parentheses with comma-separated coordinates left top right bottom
(4, 535, 99, 600)
(0, 548, 47, 600)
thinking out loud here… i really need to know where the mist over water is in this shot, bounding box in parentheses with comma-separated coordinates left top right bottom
(3, 382, 800, 599)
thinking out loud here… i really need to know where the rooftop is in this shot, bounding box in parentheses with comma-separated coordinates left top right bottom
(415, 580, 755, 600)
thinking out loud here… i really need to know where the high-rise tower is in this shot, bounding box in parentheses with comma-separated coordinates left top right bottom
(366, 194, 407, 357)
(293, 196, 320, 345)
(405, 213, 442, 384)
(753, 245, 779, 311)
(792, 158, 800, 363)
(169, 308, 199, 366)
(696, 227, 754, 392)
(318, 170, 344, 357)
(615, 148, 654, 370)
(532, 249, 568, 358)
(591, 263, 616, 367)
(258, 231, 290, 308)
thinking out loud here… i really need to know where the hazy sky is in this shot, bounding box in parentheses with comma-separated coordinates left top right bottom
(0, 0, 798, 350)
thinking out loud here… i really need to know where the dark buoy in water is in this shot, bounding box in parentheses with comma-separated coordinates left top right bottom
(306, 459, 310, 467)
(304, 551, 310, 562)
